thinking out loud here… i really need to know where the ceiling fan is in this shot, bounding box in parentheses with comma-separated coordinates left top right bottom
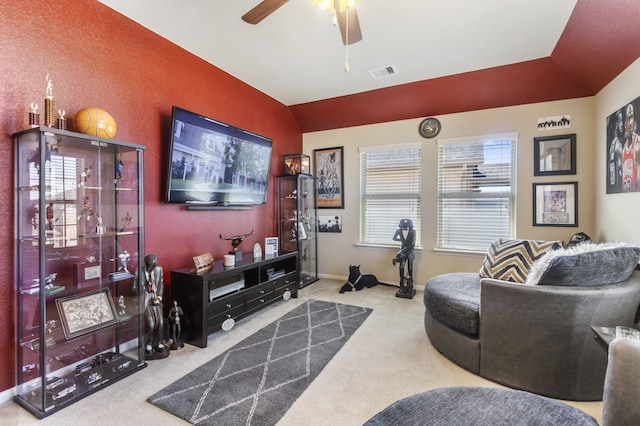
(242, 0, 363, 45)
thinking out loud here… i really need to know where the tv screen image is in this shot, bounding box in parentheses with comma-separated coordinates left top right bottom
(166, 106, 272, 206)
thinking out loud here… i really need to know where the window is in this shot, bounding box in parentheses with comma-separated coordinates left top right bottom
(359, 143, 421, 247)
(30, 154, 79, 248)
(437, 133, 517, 252)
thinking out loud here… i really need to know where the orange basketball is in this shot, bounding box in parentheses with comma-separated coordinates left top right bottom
(74, 107, 117, 139)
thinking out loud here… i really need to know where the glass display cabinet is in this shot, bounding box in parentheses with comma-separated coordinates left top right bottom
(278, 174, 318, 288)
(13, 127, 146, 418)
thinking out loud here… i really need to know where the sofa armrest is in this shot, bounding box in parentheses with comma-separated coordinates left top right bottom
(479, 278, 620, 400)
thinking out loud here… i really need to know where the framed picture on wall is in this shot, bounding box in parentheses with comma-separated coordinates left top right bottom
(533, 133, 576, 176)
(606, 95, 640, 193)
(318, 215, 342, 233)
(533, 182, 578, 227)
(314, 146, 344, 209)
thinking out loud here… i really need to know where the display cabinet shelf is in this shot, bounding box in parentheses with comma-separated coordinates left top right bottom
(13, 127, 146, 418)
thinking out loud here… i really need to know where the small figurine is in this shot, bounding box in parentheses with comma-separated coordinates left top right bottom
(46, 203, 57, 230)
(79, 165, 93, 187)
(45, 73, 53, 99)
(77, 196, 98, 222)
(44, 273, 58, 289)
(392, 218, 416, 299)
(46, 319, 57, 334)
(115, 153, 124, 183)
(118, 250, 130, 273)
(169, 300, 185, 350)
(117, 295, 126, 316)
(120, 212, 133, 231)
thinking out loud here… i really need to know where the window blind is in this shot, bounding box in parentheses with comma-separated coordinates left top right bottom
(360, 144, 421, 247)
(437, 134, 517, 251)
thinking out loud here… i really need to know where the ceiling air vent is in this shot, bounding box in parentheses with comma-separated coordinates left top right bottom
(368, 65, 398, 79)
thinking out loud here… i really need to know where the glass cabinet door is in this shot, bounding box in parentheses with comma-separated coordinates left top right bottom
(14, 127, 145, 418)
(277, 174, 318, 288)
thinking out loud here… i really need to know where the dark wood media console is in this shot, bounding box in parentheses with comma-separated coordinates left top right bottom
(170, 252, 298, 348)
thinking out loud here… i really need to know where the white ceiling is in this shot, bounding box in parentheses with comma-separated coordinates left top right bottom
(97, 0, 577, 106)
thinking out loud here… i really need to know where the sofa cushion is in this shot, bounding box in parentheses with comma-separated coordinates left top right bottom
(525, 242, 640, 286)
(424, 273, 481, 335)
(479, 239, 561, 283)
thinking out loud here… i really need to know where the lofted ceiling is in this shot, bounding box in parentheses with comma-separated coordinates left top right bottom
(98, 0, 640, 132)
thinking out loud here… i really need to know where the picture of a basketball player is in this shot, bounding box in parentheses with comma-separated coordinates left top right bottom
(622, 103, 640, 192)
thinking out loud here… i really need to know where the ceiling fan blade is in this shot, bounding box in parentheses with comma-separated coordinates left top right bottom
(336, 5, 362, 45)
(242, 0, 289, 25)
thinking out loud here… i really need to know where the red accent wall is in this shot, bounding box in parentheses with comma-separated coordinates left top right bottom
(0, 0, 301, 393)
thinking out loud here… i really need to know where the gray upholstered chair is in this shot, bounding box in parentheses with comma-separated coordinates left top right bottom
(602, 338, 640, 425)
(423, 242, 640, 401)
(365, 337, 640, 425)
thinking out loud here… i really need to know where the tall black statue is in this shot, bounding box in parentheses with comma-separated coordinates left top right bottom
(134, 254, 170, 359)
(392, 218, 416, 299)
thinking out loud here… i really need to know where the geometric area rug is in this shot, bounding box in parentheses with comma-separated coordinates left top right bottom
(148, 300, 373, 425)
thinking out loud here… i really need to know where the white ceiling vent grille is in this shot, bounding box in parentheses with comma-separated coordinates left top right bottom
(368, 65, 399, 79)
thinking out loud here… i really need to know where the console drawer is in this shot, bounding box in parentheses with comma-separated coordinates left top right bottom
(209, 293, 244, 316)
(273, 272, 298, 291)
(245, 282, 274, 302)
(208, 305, 244, 332)
(246, 293, 273, 311)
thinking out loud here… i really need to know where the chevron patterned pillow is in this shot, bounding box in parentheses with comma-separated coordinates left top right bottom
(479, 239, 562, 283)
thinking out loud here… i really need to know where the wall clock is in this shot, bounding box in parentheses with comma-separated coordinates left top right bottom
(419, 117, 441, 139)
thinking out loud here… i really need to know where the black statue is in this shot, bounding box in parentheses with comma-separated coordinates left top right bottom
(169, 300, 184, 350)
(133, 254, 170, 359)
(392, 218, 416, 299)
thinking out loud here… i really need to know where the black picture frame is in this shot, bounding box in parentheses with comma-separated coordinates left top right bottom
(314, 146, 344, 209)
(533, 133, 576, 176)
(533, 182, 578, 227)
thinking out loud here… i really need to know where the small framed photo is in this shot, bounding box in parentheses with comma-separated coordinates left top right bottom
(318, 215, 342, 233)
(533, 182, 578, 227)
(534, 133, 576, 176)
(73, 261, 102, 288)
(265, 237, 278, 256)
(56, 288, 119, 339)
(314, 146, 344, 209)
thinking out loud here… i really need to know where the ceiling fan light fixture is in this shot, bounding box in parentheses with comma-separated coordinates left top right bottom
(312, 0, 360, 13)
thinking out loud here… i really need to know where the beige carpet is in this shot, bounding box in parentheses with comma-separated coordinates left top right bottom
(0, 279, 603, 425)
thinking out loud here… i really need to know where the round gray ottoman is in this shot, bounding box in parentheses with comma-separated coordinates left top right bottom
(364, 387, 598, 425)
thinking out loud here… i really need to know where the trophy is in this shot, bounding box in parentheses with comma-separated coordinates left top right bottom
(28, 103, 40, 128)
(44, 73, 55, 127)
(57, 109, 67, 130)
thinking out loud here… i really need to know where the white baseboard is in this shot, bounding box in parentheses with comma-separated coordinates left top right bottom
(316, 273, 424, 292)
(0, 386, 15, 405)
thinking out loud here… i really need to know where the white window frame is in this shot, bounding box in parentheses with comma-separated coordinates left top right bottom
(436, 133, 517, 253)
(358, 143, 422, 248)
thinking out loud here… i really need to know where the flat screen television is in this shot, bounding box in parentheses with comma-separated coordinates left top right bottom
(166, 106, 273, 207)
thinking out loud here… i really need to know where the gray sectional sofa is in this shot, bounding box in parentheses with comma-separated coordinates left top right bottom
(423, 241, 640, 401)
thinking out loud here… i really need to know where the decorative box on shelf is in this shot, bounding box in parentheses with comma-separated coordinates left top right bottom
(283, 154, 310, 175)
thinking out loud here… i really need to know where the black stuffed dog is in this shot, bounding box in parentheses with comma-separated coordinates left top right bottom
(339, 265, 380, 293)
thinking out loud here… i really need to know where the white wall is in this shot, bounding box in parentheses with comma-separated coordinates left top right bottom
(595, 58, 640, 243)
(304, 97, 597, 287)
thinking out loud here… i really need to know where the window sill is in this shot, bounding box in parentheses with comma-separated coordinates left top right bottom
(433, 247, 485, 256)
(356, 243, 423, 252)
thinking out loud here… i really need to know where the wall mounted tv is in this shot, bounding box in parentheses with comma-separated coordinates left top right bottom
(166, 106, 273, 209)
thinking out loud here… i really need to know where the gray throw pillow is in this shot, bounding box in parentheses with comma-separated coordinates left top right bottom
(526, 242, 640, 286)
